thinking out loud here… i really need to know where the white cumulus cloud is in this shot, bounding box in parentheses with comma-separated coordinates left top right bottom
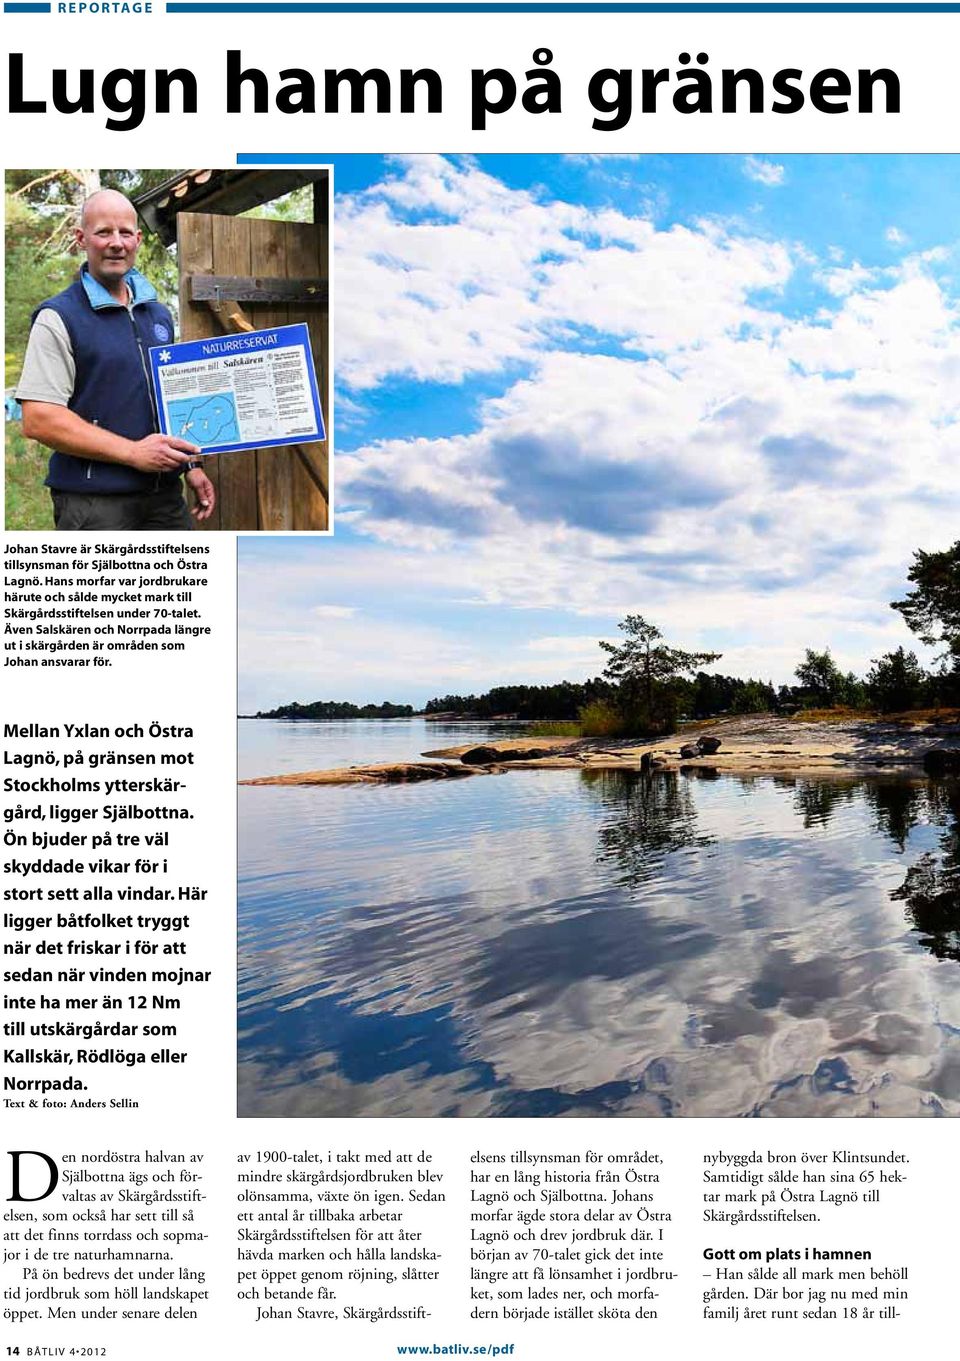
(244, 158, 960, 703)
(743, 156, 786, 187)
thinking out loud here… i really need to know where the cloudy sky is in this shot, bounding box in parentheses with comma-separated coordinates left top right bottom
(239, 153, 960, 711)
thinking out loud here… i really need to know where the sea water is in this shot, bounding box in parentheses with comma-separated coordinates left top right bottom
(238, 720, 960, 1118)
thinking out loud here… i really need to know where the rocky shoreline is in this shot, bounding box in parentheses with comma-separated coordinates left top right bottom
(239, 713, 960, 787)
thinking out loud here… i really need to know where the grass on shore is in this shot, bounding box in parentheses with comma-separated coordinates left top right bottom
(5, 427, 53, 530)
(792, 706, 873, 724)
(526, 720, 583, 738)
(794, 706, 960, 725)
(529, 707, 960, 740)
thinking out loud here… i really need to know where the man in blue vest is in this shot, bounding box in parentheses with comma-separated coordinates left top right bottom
(17, 188, 216, 530)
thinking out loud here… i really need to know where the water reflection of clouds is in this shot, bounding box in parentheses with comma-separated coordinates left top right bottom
(238, 771, 960, 1117)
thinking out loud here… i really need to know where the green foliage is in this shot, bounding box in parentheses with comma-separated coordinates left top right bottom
(253, 700, 415, 720)
(930, 666, 960, 708)
(866, 647, 929, 713)
(842, 674, 870, 709)
(677, 670, 776, 718)
(4, 426, 53, 531)
(597, 615, 722, 735)
(892, 541, 960, 663)
(242, 185, 314, 223)
(526, 720, 582, 738)
(730, 678, 778, 714)
(792, 647, 865, 707)
(600, 616, 721, 706)
(794, 647, 843, 703)
(578, 700, 630, 739)
(782, 647, 891, 712)
(424, 679, 613, 721)
(5, 191, 74, 371)
(424, 693, 481, 715)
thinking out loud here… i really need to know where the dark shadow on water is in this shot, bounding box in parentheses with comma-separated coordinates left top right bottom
(581, 769, 715, 892)
(790, 778, 859, 829)
(891, 780, 960, 962)
(238, 769, 960, 1116)
(863, 780, 927, 852)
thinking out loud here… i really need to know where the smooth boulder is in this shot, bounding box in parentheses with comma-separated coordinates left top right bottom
(461, 745, 558, 765)
(923, 747, 960, 777)
(460, 746, 501, 765)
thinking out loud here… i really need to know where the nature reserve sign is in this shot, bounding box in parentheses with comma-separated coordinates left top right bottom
(149, 322, 325, 458)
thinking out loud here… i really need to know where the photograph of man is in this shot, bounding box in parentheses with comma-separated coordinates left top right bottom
(15, 189, 216, 531)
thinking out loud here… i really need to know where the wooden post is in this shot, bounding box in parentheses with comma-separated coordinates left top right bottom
(210, 215, 259, 529)
(175, 188, 330, 531)
(177, 212, 220, 531)
(286, 221, 329, 531)
(253, 219, 295, 532)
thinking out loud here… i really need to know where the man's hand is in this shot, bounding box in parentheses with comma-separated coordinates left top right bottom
(185, 466, 216, 521)
(128, 433, 200, 474)
(21, 402, 201, 471)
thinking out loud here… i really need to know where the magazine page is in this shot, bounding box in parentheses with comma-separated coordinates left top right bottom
(2, 6, 958, 1361)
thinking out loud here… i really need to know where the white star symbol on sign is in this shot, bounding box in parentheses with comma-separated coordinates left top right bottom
(158, 349, 171, 363)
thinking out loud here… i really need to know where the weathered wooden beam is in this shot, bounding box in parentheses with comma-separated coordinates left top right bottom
(188, 274, 328, 306)
(203, 298, 255, 333)
(136, 170, 329, 245)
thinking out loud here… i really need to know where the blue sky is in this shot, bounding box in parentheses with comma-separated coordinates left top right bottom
(239, 154, 960, 711)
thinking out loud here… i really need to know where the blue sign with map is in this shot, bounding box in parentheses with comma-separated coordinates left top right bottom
(167, 392, 241, 447)
(149, 322, 325, 457)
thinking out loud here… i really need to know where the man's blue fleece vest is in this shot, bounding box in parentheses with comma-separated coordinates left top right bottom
(33, 268, 177, 494)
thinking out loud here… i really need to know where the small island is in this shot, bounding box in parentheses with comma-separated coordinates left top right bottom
(241, 699, 415, 720)
(242, 543, 960, 789)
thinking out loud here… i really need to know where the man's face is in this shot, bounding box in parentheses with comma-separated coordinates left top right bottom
(75, 197, 142, 288)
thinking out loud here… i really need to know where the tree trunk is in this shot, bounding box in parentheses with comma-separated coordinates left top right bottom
(79, 170, 101, 198)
